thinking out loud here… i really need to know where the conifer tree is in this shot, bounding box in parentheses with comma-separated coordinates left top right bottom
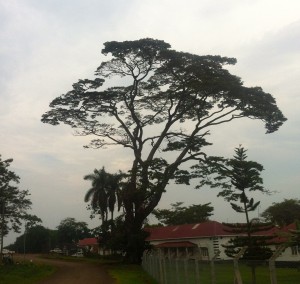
(197, 146, 275, 284)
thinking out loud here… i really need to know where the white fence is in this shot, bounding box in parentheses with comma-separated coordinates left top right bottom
(142, 247, 300, 284)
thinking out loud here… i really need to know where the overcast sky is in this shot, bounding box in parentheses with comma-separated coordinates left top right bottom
(1, 0, 299, 245)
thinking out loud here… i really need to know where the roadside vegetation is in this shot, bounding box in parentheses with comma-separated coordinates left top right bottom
(0, 261, 55, 284)
(1, 253, 299, 284)
(107, 264, 158, 284)
(162, 261, 300, 284)
(0, 254, 157, 284)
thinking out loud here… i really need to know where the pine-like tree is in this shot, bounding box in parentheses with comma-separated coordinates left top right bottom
(198, 146, 275, 284)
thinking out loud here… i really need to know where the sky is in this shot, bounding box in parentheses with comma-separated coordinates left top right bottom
(1, 0, 299, 245)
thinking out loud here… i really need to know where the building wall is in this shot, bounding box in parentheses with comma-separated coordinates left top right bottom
(149, 238, 300, 262)
(274, 244, 300, 261)
(150, 236, 234, 260)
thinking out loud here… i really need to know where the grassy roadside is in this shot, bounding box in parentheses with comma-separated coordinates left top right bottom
(3, 254, 298, 284)
(107, 264, 158, 284)
(0, 262, 55, 284)
(0, 261, 157, 284)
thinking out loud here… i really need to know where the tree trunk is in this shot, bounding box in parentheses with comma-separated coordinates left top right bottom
(123, 215, 148, 264)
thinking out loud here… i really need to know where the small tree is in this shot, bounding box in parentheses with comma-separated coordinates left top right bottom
(196, 146, 274, 284)
(152, 202, 214, 226)
(42, 39, 286, 263)
(0, 155, 36, 254)
(84, 167, 122, 223)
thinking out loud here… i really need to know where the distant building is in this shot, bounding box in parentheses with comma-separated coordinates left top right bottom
(145, 221, 300, 262)
(78, 237, 100, 254)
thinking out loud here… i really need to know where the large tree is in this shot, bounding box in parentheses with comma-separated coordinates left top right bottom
(152, 202, 214, 226)
(261, 199, 300, 226)
(0, 155, 36, 254)
(41, 38, 286, 263)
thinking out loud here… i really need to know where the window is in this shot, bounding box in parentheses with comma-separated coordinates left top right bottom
(291, 246, 298, 255)
(200, 247, 209, 257)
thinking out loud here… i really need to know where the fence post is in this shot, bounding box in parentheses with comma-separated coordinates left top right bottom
(269, 244, 286, 284)
(233, 246, 247, 284)
(195, 258, 200, 284)
(184, 258, 189, 284)
(163, 256, 168, 284)
(142, 251, 147, 272)
(176, 258, 180, 284)
(210, 250, 220, 284)
(156, 253, 160, 282)
(158, 249, 164, 284)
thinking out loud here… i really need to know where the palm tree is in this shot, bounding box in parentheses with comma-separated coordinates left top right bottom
(84, 167, 121, 224)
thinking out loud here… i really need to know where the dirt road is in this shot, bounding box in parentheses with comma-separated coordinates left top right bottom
(19, 254, 115, 284)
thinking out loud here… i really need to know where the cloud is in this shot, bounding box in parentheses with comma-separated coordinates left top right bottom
(1, 0, 300, 244)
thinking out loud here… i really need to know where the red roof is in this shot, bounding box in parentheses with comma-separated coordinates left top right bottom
(146, 221, 298, 244)
(145, 221, 235, 241)
(155, 241, 197, 248)
(78, 238, 98, 246)
(271, 223, 297, 244)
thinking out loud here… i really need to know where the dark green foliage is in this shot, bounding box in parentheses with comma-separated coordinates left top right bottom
(93, 215, 150, 263)
(196, 147, 275, 283)
(194, 146, 270, 202)
(84, 167, 123, 223)
(10, 225, 57, 253)
(261, 199, 300, 226)
(57, 217, 91, 246)
(152, 202, 214, 226)
(42, 39, 286, 263)
(222, 222, 274, 260)
(0, 155, 38, 255)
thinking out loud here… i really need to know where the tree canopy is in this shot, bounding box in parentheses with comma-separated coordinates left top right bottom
(57, 217, 91, 246)
(0, 155, 37, 254)
(42, 38, 286, 263)
(152, 202, 214, 226)
(84, 167, 122, 223)
(261, 199, 300, 226)
(10, 225, 57, 253)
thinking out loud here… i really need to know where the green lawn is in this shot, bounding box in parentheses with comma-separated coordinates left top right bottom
(0, 262, 55, 284)
(2, 255, 297, 284)
(152, 259, 300, 284)
(108, 264, 159, 284)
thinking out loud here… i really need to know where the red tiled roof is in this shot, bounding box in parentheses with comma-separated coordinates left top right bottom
(78, 238, 98, 246)
(155, 241, 197, 248)
(145, 221, 235, 241)
(146, 221, 298, 244)
(271, 223, 297, 244)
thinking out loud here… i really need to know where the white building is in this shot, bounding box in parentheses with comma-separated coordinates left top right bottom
(145, 221, 300, 262)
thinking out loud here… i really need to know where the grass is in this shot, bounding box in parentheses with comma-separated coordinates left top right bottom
(108, 264, 159, 284)
(155, 259, 300, 284)
(4, 254, 297, 284)
(0, 262, 55, 284)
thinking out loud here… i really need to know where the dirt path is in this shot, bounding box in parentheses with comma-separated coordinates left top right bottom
(18, 254, 115, 284)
